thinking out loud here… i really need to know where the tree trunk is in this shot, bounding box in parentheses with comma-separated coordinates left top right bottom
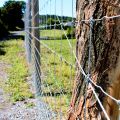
(68, 0, 120, 120)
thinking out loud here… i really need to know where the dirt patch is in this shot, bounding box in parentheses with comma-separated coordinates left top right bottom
(0, 62, 10, 80)
(0, 62, 11, 110)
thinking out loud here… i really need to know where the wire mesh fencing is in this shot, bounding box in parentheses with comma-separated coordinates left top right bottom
(25, 0, 76, 119)
(25, 0, 120, 120)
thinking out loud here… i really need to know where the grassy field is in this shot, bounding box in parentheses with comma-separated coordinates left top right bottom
(0, 40, 33, 102)
(39, 37, 76, 114)
(0, 29, 77, 116)
(40, 29, 67, 39)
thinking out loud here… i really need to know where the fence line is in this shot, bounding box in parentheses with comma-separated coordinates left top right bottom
(27, 35, 71, 102)
(27, 37, 57, 119)
(25, 0, 120, 119)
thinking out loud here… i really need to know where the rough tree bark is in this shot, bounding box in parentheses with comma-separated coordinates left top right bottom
(68, 0, 120, 120)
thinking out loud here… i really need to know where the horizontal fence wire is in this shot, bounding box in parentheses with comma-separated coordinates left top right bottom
(25, 0, 120, 119)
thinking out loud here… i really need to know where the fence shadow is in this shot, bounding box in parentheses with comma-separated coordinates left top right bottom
(0, 31, 24, 55)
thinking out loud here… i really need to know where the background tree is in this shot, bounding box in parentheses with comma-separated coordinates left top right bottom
(1, 0, 25, 30)
(68, 0, 120, 120)
(0, 8, 8, 38)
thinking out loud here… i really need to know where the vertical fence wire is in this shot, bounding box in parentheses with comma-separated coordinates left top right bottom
(59, 0, 63, 119)
(25, 0, 77, 119)
(40, 0, 76, 119)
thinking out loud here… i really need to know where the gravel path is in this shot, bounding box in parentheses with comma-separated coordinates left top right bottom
(0, 99, 55, 120)
(0, 62, 55, 120)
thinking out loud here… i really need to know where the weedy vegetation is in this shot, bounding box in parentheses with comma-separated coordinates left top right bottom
(0, 29, 76, 114)
(0, 40, 33, 102)
(40, 29, 76, 114)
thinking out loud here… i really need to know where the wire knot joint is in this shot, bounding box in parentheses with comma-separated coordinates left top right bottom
(85, 74, 90, 83)
(117, 100, 120, 110)
(89, 17, 94, 28)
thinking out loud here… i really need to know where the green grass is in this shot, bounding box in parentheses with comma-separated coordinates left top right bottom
(0, 40, 33, 102)
(40, 29, 76, 115)
(42, 39, 76, 63)
(40, 29, 67, 39)
(0, 29, 77, 115)
(40, 38, 76, 115)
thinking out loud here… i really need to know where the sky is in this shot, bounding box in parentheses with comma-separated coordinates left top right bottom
(0, 0, 76, 17)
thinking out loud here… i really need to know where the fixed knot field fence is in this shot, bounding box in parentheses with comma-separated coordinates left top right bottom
(25, 0, 76, 119)
(25, 0, 120, 120)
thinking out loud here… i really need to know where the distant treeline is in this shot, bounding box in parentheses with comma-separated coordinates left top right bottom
(39, 15, 76, 39)
(40, 15, 76, 29)
(40, 15, 76, 24)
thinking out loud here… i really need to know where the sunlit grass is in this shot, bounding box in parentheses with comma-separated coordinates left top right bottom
(40, 29, 67, 39)
(40, 38, 76, 115)
(0, 40, 33, 102)
(0, 30, 77, 116)
(41, 39, 76, 63)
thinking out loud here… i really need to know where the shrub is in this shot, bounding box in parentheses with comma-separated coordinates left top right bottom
(62, 27, 75, 39)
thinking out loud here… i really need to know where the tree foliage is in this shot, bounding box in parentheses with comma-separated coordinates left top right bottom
(1, 0, 26, 30)
(40, 15, 75, 23)
(0, 8, 8, 38)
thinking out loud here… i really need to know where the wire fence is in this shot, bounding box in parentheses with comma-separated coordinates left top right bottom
(25, 0, 76, 119)
(25, 0, 120, 120)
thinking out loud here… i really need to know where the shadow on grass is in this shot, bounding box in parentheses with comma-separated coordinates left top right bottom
(43, 91, 69, 97)
(0, 48, 6, 55)
(0, 31, 24, 55)
(8, 35, 24, 40)
(7, 32, 24, 40)
(0, 44, 6, 55)
(0, 31, 24, 41)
